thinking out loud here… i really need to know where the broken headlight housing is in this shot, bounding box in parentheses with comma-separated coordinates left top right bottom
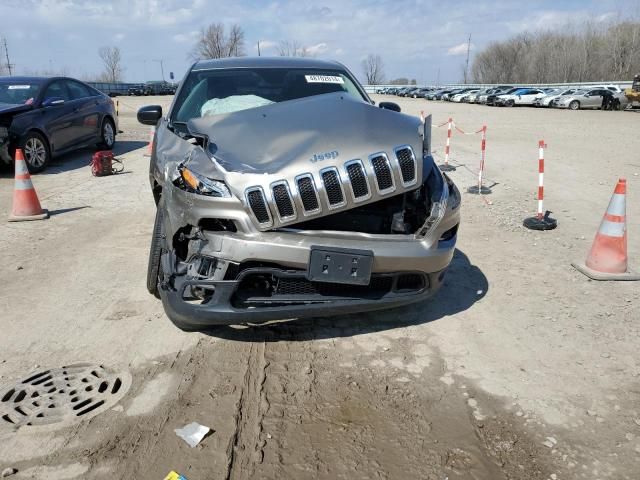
(415, 160, 449, 244)
(175, 147, 231, 198)
(178, 165, 231, 197)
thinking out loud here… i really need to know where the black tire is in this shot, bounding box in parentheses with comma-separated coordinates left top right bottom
(147, 203, 165, 298)
(506, 99, 515, 107)
(97, 117, 116, 150)
(20, 131, 50, 173)
(569, 100, 580, 110)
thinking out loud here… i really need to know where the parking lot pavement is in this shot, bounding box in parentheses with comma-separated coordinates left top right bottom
(0, 95, 639, 479)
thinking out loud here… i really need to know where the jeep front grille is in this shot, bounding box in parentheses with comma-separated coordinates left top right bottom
(246, 188, 271, 225)
(321, 168, 345, 206)
(296, 175, 320, 213)
(370, 154, 394, 192)
(345, 161, 369, 199)
(244, 146, 418, 228)
(272, 183, 295, 219)
(395, 147, 416, 185)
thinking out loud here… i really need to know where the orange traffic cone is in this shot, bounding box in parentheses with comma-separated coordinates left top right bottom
(144, 126, 154, 157)
(8, 149, 49, 222)
(572, 178, 638, 281)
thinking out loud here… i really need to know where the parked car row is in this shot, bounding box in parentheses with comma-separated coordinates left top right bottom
(377, 84, 629, 110)
(128, 81, 177, 96)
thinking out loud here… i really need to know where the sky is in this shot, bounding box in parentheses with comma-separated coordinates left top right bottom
(0, 0, 638, 84)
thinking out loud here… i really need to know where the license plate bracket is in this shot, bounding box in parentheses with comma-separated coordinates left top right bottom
(307, 246, 373, 285)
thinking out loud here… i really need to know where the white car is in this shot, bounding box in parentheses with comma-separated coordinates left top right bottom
(496, 88, 546, 106)
(533, 88, 578, 107)
(477, 88, 501, 104)
(451, 89, 479, 103)
(469, 89, 491, 104)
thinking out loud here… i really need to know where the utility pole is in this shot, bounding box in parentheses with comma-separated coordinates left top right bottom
(436, 67, 440, 87)
(153, 59, 165, 81)
(464, 33, 472, 84)
(3, 37, 13, 76)
(257, 40, 261, 57)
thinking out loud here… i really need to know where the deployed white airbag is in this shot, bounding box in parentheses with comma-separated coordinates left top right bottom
(201, 95, 274, 117)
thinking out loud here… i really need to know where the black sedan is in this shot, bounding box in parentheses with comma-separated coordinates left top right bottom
(0, 76, 118, 172)
(128, 84, 146, 96)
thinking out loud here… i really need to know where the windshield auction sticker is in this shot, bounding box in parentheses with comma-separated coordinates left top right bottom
(305, 75, 344, 84)
(8, 85, 31, 90)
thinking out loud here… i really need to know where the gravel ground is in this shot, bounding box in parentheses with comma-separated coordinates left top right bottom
(0, 95, 638, 480)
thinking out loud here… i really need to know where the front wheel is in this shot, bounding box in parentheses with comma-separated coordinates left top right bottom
(147, 202, 166, 298)
(506, 99, 515, 107)
(569, 100, 580, 110)
(20, 131, 50, 173)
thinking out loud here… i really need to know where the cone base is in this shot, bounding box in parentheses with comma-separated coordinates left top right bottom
(8, 210, 49, 222)
(438, 164, 456, 172)
(524, 216, 557, 231)
(571, 262, 640, 281)
(467, 185, 492, 195)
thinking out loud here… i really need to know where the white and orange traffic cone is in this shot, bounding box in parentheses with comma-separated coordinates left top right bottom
(8, 149, 49, 222)
(144, 126, 155, 157)
(572, 178, 639, 281)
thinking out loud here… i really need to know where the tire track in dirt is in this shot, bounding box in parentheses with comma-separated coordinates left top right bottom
(209, 319, 559, 480)
(226, 339, 269, 480)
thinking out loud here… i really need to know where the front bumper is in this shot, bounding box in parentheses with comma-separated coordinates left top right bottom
(158, 222, 458, 329)
(160, 266, 449, 330)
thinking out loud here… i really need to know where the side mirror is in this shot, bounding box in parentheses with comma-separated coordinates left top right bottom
(42, 97, 65, 107)
(379, 102, 401, 113)
(138, 105, 163, 125)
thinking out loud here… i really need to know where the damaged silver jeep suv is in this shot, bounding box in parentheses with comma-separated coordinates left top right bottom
(138, 57, 460, 331)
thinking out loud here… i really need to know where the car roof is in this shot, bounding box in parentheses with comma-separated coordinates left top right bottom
(0, 76, 92, 86)
(0, 76, 49, 84)
(192, 56, 345, 71)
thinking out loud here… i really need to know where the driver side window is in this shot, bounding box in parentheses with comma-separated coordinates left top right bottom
(43, 81, 71, 102)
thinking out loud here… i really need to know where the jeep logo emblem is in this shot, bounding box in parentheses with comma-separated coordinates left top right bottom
(310, 150, 339, 163)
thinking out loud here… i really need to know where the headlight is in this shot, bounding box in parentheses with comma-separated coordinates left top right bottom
(173, 146, 232, 197)
(178, 165, 231, 197)
(417, 160, 449, 245)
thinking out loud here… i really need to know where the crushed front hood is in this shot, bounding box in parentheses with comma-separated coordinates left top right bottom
(187, 92, 422, 175)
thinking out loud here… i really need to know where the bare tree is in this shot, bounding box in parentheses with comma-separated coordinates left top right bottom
(98, 46, 123, 82)
(361, 54, 385, 85)
(227, 24, 245, 57)
(277, 40, 311, 57)
(472, 19, 640, 84)
(191, 23, 246, 60)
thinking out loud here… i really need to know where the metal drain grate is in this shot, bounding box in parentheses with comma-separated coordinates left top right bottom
(0, 363, 130, 428)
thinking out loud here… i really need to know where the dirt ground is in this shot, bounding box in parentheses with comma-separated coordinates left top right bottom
(0, 94, 639, 480)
